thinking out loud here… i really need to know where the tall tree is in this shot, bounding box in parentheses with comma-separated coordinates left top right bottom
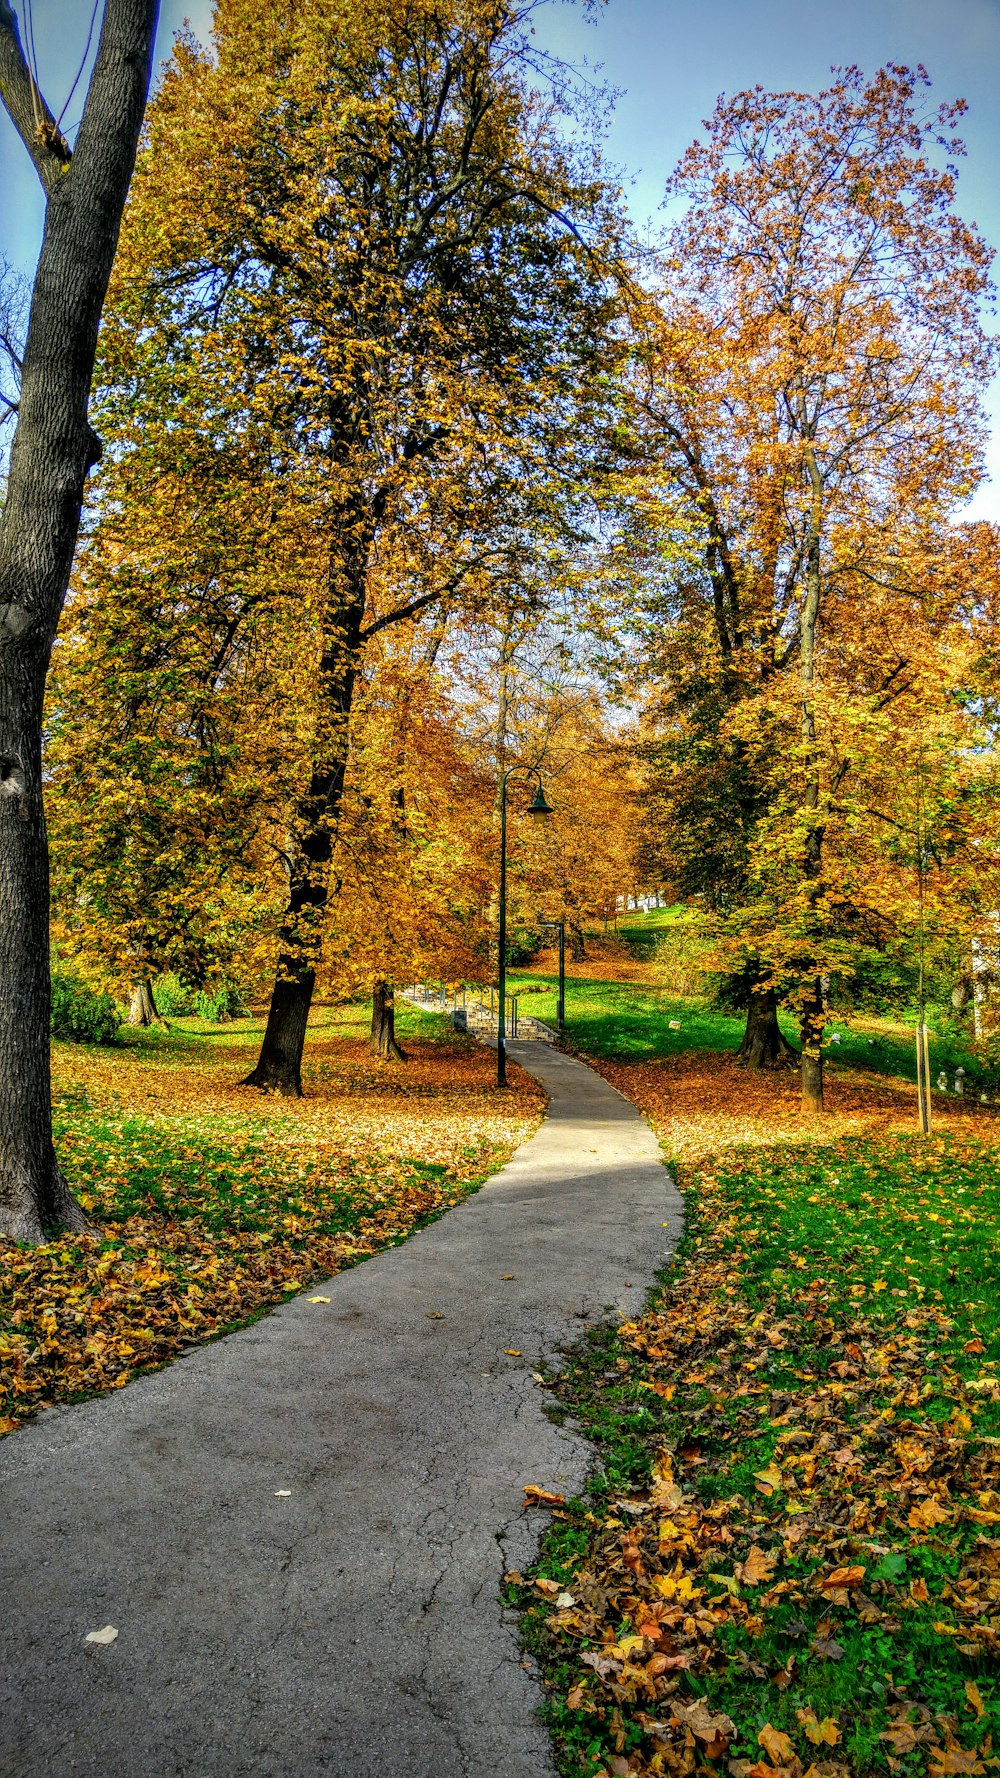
(0, 0, 159, 1240)
(637, 66, 994, 1109)
(94, 0, 624, 1093)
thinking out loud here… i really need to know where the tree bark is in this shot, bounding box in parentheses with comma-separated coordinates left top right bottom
(369, 982, 407, 1061)
(736, 987, 799, 1069)
(0, 0, 159, 1240)
(800, 977, 826, 1113)
(127, 977, 166, 1027)
(568, 921, 587, 962)
(244, 554, 364, 1095)
(243, 971, 315, 1096)
(797, 449, 825, 1113)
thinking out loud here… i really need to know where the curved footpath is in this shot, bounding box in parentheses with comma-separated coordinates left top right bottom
(0, 1044, 682, 1778)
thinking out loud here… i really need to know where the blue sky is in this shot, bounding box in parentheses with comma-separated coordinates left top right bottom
(2, 0, 997, 516)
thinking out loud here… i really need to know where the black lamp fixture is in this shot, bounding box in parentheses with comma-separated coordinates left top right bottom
(526, 784, 554, 817)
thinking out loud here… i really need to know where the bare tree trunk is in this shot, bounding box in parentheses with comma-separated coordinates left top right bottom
(369, 982, 407, 1061)
(0, 0, 159, 1240)
(127, 977, 166, 1027)
(736, 986, 799, 1070)
(568, 920, 587, 963)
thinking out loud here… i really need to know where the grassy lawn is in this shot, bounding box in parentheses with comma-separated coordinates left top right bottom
(511, 917, 997, 1102)
(507, 923, 1000, 1778)
(0, 1001, 543, 1436)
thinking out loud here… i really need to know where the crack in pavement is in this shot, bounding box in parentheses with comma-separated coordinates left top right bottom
(0, 1042, 682, 1778)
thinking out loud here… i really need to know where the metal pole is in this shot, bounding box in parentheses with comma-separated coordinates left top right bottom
(498, 780, 508, 1087)
(558, 921, 565, 1033)
(916, 747, 931, 1135)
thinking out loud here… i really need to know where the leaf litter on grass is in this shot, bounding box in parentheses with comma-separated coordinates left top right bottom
(0, 1018, 544, 1435)
(514, 1050, 1000, 1778)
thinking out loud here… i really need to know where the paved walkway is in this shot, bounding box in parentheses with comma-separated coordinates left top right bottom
(0, 1045, 682, 1778)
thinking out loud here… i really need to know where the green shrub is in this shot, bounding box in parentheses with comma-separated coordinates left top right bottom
(505, 925, 542, 968)
(50, 971, 120, 1046)
(193, 982, 247, 1022)
(154, 975, 248, 1022)
(153, 973, 197, 1016)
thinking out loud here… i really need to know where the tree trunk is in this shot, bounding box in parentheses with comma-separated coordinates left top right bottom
(128, 977, 166, 1027)
(568, 920, 587, 962)
(736, 987, 799, 1070)
(243, 970, 315, 1095)
(369, 982, 407, 1061)
(0, 1, 159, 1240)
(798, 452, 825, 1113)
(244, 556, 365, 1096)
(800, 977, 825, 1114)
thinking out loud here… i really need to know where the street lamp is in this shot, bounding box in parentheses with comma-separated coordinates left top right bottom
(497, 766, 552, 1087)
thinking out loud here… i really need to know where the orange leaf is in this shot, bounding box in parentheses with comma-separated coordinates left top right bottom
(820, 1564, 865, 1589)
(758, 1724, 796, 1765)
(738, 1543, 778, 1586)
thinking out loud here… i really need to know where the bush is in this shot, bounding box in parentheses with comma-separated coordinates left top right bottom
(154, 974, 248, 1022)
(153, 973, 197, 1016)
(505, 925, 542, 968)
(193, 982, 247, 1022)
(50, 971, 120, 1046)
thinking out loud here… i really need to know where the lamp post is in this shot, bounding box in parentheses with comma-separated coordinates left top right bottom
(539, 919, 566, 1034)
(498, 766, 552, 1087)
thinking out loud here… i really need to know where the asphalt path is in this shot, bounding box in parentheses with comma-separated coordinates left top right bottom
(0, 1042, 682, 1778)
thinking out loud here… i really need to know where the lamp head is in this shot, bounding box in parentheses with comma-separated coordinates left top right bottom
(526, 782, 553, 817)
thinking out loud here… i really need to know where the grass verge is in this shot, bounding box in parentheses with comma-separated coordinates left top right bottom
(509, 1055, 1000, 1778)
(0, 1001, 543, 1436)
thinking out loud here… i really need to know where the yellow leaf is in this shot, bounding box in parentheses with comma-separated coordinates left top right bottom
(964, 1680, 985, 1720)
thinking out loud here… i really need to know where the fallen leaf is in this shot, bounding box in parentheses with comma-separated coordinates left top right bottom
(671, 1698, 735, 1755)
(307, 1296, 330, 1304)
(908, 1498, 950, 1530)
(753, 1463, 783, 1495)
(738, 1544, 777, 1586)
(84, 1625, 118, 1645)
(523, 1485, 565, 1506)
(928, 1747, 984, 1776)
(797, 1707, 839, 1746)
(810, 1634, 844, 1661)
(758, 1724, 795, 1765)
(504, 1349, 522, 1357)
(820, 1565, 866, 1589)
(964, 1681, 986, 1721)
(580, 1650, 619, 1677)
(274, 1489, 291, 1497)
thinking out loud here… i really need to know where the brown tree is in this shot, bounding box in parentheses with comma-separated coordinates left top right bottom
(0, 1, 159, 1240)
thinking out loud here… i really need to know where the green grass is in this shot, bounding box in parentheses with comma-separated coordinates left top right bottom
(511, 908, 998, 1098)
(514, 1132, 1000, 1777)
(507, 913, 1000, 1774)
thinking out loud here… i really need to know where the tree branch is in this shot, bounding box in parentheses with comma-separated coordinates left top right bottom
(0, 0, 72, 193)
